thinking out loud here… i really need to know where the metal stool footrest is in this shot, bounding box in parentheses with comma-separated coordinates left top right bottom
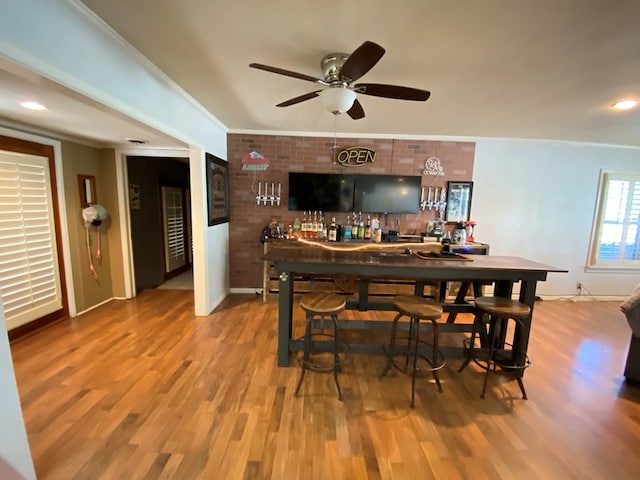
(462, 338, 531, 374)
(381, 311, 445, 408)
(294, 332, 348, 373)
(383, 340, 446, 377)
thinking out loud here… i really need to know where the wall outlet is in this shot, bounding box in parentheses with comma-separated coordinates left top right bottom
(576, 282, 583, 291)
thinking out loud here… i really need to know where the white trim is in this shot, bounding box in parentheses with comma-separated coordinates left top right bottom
(115, 146, 190, 158)
(0, 125, 76, 317)
(114, 147, 191, 299)
(114, 150, 134, 298)
(539, 295, 628, 302)
(227, 129, 640, 150)
(230, 288, 264, 295)
(585, 266, 640, 274)
(74, 296, 113, 317)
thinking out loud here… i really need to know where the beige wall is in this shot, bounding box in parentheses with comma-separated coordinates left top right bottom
(61, 142, 122, 312)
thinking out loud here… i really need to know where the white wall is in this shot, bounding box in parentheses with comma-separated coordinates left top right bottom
(0, 2, 232, 470)
(0, 299, 36, 480)
(0, 0, 229, 315)
(473, 139, 640, 298)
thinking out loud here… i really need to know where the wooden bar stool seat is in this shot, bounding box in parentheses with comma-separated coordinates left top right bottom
(458, 296, 532, 399)
(381, 295, 445, 408)
(294, 292, 347, 400)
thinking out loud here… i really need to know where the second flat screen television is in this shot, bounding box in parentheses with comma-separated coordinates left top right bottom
(353, 174, 421, 214)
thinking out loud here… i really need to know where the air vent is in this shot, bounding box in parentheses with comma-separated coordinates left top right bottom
(125, 138, 148, 145)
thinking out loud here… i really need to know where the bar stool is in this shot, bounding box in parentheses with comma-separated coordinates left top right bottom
(458, 296, 532, 399)
(294, 292, 347, 400)
(381, 295, 445, 408)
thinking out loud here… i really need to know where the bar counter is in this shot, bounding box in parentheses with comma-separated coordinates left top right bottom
(264, 240, 566, 367)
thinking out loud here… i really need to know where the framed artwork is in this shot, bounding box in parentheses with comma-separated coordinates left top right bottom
(444, 181, 473, 223)
(77, 174, 96, 208)
(206, 153, 230, 225)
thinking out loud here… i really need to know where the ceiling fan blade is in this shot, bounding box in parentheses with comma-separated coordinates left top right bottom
(346, 98, 365, 120)
(354, 83, 431, 101)
(339, 41, 386, 83)
(276, 91, 322, 107)
(249, 63, 325, 84)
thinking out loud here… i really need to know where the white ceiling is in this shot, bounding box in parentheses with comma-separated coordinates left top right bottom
(2, 0, 640, 149)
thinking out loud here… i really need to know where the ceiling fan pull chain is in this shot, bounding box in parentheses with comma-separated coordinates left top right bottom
(333, 113, 338, 164)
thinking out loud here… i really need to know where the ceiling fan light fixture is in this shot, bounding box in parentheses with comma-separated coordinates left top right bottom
(320, 87, 356, 114)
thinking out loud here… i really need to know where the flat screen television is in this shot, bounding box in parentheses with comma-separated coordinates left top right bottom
(288, 172, 355, 212)
(353, 174, 422, 214)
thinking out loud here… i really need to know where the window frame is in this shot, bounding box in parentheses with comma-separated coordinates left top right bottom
(587, 170, 640, 272)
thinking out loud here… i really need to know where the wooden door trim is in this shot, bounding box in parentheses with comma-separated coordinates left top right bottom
(0, 134, 69, 339)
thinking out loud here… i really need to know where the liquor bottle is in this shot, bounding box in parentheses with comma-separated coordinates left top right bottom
(364, 215, 372, 239)
(343, 215, 352, 240)
(351, 212, 358, 239)
(358, 212, 365, 239)
(318, 211, 325, 239)
(305, 211, 312, 238)
(301, 211, 308, 238)
(293, 217, 301, 239)
(312, 210, 318, 239)
(328, 217, 337, 241)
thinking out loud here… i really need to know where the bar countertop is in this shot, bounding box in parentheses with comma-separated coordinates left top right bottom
(263, 240, 567, 280)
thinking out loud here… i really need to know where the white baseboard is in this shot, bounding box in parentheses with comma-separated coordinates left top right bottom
(539, 295, 627, 302)
(230, 288, 263, 295)
(75, 297, 114, 317)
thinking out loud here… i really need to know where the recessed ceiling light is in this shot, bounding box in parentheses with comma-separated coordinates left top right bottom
(612, 99, 638, 110)
(19, 100, 47, 111)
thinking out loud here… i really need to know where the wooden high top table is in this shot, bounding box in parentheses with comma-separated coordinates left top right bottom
(264, 243, 566, 367)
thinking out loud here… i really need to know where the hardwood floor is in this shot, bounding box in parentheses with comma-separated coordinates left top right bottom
(10, 290, 640, 479)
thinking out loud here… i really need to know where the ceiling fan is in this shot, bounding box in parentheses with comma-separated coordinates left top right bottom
(249, 41, 430, 120)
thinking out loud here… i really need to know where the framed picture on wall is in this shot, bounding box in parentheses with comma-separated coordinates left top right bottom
(206, 153, 230, 225)
(444, 181, 473, 223)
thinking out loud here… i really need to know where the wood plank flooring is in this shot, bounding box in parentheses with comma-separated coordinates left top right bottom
(9, 290, 640, 479)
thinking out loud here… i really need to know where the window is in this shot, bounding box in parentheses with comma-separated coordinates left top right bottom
(162, 186, 186, 273)
(588, 171, 640, 269)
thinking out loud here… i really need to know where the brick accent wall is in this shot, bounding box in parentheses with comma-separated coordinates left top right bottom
(227, 134, 475, 289)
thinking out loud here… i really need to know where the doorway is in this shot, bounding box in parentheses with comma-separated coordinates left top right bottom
(127, 156, 190, 292)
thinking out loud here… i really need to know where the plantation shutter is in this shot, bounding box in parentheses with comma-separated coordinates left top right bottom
(0, 151, 62, 330)
(162, 186, 186, 273)
(592, 172, 640, 266)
